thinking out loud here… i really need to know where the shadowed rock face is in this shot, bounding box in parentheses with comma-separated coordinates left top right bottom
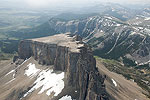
(18, 33, 109, 100)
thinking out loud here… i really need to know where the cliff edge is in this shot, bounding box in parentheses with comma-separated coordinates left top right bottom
(18, 33, 109, 100)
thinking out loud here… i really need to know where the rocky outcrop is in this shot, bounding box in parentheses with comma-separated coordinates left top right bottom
(18, 33, 108, 100)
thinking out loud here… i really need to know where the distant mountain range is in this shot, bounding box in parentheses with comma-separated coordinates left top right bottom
(0, 3, 150, 100)
(1, 3, 150, 68)
(8, 7, 150, 66)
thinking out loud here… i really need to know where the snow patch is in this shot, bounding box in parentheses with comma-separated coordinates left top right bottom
(116, 24, 121, 26)
(5, 70, 16, 85)
(5, 70, 15, 76)
(77, 44, 84, 48)
(135, 61, 138, 65)
(130, 79, 134, 82)
(5, 59, 30, 85)
(130, 32, 136, 35)
(132, 21, 142, 25)
(18, 58, 29, 68)
(139, 63, 144, 66)
(100, 30, 103, 32)
(24, 63, 40, 78)
(23, 66, 65, 98)
(145, 17, 150, 20)
(106, 16, 112, 20)
(138, 60, 150, 65)
(15, 58, 30, 71)
(138, 27, 143, 30)
(59, 95, 72, 100)
(90, 18, 93, 20)
(44, 71, 64, 96)
(13, 73, 15, 78)
(112, 79, 117, 87)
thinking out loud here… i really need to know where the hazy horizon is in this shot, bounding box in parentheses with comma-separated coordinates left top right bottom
(1, 0, 150, 10)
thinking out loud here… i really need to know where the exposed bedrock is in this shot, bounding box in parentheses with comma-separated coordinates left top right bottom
(18, 33, 108, 100)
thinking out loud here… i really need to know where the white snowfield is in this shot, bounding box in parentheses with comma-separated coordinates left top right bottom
(23, 63, 65, 98)
(59, 95, 72, 100)
(24, 63, 40, 78)
(112, 79, 117, 87)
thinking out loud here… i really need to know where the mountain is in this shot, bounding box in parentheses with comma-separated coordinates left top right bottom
(0, 3, 150, 99)
(127, 16, 150, 28)
(7, 13, 99, 39)
(142, 8, 150, 17)
(5, 14, 150, 97)
(20, 15, 149, 65)
(7, 13, 150, 65)
(0, 34, 109, 100)
(79, 3, 139, 21)
(0, 34, 149, 100)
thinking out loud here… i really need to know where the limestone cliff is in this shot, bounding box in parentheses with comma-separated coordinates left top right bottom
(18, 33, 108, 100)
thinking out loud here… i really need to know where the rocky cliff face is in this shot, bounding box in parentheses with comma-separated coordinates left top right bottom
(18, 33, 108, 100)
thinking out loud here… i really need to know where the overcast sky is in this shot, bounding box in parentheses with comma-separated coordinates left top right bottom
(1, 0, 150, 9)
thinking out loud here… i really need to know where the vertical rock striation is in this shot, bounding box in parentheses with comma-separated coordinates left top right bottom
(18, 33, 108, 100)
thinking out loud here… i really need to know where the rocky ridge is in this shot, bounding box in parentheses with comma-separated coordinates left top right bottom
(18, 33, 109, 100)
(9, 14, 150, 65)
(46, 15, 150, 64)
